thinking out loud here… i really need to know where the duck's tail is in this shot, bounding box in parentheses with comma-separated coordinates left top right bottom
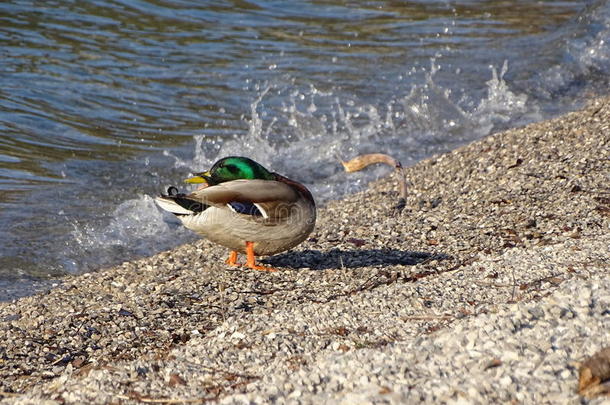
(155, 187, 207, 216)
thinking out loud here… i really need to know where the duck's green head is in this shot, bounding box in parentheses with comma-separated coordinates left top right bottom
(185, 156, 275, 185)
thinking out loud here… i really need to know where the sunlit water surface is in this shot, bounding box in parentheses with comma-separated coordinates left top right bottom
(1, 0, 610, 300)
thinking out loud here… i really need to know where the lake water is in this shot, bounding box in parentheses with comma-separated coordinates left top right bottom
(1, 0, 609, 300)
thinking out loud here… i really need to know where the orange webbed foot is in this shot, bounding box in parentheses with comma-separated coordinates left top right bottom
(245, 262, 278, 272)
(245, 241, 278, 272)
(225, 251, 239, 267)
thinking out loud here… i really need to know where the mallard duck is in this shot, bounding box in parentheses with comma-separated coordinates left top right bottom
(155, 156, 316, 271)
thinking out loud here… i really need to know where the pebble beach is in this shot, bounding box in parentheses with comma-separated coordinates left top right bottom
(1, 97, 609, 404)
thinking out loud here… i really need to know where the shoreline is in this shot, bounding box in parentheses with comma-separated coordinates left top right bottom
(1, 97, 609, 403)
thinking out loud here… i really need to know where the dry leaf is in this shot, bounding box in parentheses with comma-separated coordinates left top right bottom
(168, 373, 187, 387)
(484, 358, 502, 370)
(579, 347, 610, 398)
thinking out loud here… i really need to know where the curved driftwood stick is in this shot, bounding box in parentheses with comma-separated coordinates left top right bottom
(340, 153, 408, 211)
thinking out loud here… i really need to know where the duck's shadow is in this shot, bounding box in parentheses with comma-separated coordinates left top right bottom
(263, 248, 450, 270)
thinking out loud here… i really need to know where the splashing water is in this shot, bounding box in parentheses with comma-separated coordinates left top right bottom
(168, 60, 534, 198)
(63, 195, 195, 273)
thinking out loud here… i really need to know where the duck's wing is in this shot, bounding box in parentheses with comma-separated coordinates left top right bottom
(189, 179, 300, 221)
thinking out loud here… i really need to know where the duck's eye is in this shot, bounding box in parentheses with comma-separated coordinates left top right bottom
(226, 164, 239, 174)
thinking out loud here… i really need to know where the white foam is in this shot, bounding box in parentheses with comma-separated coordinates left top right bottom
(62, 195, 195, 273)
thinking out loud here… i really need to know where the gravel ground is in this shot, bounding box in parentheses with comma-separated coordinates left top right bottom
(0, 97, 609, 404)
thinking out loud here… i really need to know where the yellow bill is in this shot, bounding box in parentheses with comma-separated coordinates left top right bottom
(184, 171, 210, 184)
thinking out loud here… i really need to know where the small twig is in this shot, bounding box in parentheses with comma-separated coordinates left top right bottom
(510, 266, 517, 302)
(401, 315, 453, 321)
(218, 282, 227, 323)
(474, 281, 513, 288)
(115, 394, 212, 403)
(519, 275, 564, 291)
(0, 392, 21, 398)
(238, 288, 291, 296)
(352, 271, 398, 294)
(315, 271, 398, 303)
(180, 361, 261, 381)
(403, 257, 472, 283)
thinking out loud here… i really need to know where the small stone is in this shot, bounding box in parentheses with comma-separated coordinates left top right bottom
(231, 332, 246, 340)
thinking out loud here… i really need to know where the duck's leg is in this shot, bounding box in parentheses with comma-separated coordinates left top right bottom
(225, 251, 239, 266)
(245, 241, 277, 272)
